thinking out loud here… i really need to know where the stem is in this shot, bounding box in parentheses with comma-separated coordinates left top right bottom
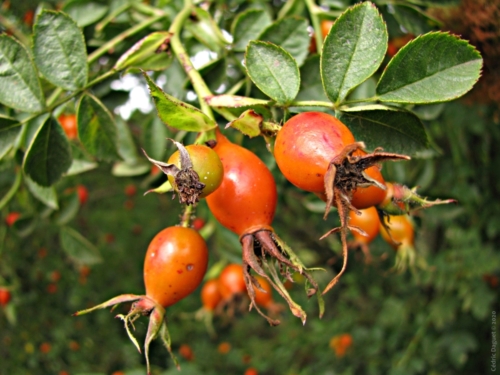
(51, 70, 117, 108)
(290, 100, 333, 108)
(132, 2, 167, 17)
(47, 88, 63, 107)
(88, 13, 167, 65)
(17, 70, 118, 127)
(180, 204, 195, 228)
(305, 0, 323, 53)
(341, 97, 378, 105)
(46, 12, 168, 110)
(95, 3, 132, 33)
(0, 170, 22, 210)
(226, 79, 246, 96)
(169, 0, 215, 120)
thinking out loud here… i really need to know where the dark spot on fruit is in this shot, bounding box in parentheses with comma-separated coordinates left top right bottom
(186, 264, 194, 271)
(177, 270, 183, 274)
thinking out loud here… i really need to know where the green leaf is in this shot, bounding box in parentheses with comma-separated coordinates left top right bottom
(33, 10, 88, 91)
(389, 4, 438, 35)
(18, 114, 49, 150)
(114, 31, 173, 71)
(77, 94, 121, 161)
(62, 1, 108, 27)
(231, 9, 272, 52)
(115, 117, 139, 163)
(413, 103, 445, 121)
(0, 35, 45, 113)
(23, 117, 73, 187)
(0, 116, 21, 159)
(25, 176, 58, 210)
(245, 41, 300, 105)
(185, 7, 228, 51)
(59, 226, 102, 265)
(321, 2, 387, 104)
(53, 191, 79, 226)
(66, 159, 98, 176)
(143, 72, 217, 132)
(258, 16, 310, 66)
(111, 161, 151, 177)
(336, 105, 428, 155)
(226, 110, 263, 137)
(142, 116, 168, 161)
(377, 32, 483, 104)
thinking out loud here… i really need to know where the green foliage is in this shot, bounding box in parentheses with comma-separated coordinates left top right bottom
(245, 41, 300, 105)
(33, 10, 88, 91)
(0, 35, 45, 112)
(77, 94, 120, 161)
(23, 117, 73, 187)
(376, 32, 483, 104)
(0, 115, 21, 159)
(114, 32, 174, 72)
(321, 1, 387, 104)
(336, 105, 428, 155)
(258, 16, 310, 66)
(231, 9, 272, 52)
(143, 73, 217, 132)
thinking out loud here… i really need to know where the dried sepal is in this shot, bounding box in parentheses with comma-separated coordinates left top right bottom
(142, 139, 206, 205)
(321, 143, 411, 295)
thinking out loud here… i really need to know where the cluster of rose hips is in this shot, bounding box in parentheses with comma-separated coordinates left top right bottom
(73, 111, 453, 372)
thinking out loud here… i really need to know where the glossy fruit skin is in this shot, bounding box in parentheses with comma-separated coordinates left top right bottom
(58, 114, 78, 140)
(253, 275, 273, 308)
(0, 288, 11, 306)
(218, 264, 246, 300)
(274, 112, 356, 193)
(380, 215, 414, 249)
(144, 227, 208, 308)
(349, 206, 380, 243)
(206, 130, 277, 236)
(201, 279, 222, 311)
(168, 145, 224, 199)
(351, 155, 387, 209)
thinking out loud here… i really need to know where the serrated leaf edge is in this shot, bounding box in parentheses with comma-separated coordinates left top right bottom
(376, 31, 483, 104)
(244, 40, 300, 105)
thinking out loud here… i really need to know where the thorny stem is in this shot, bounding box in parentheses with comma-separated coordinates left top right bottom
(18, 70, 118, 127)
(180, 204, 195, 228)
(169, 0, 215, 120)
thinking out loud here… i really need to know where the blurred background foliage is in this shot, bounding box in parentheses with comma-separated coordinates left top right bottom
(0, 0, 499, 375)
